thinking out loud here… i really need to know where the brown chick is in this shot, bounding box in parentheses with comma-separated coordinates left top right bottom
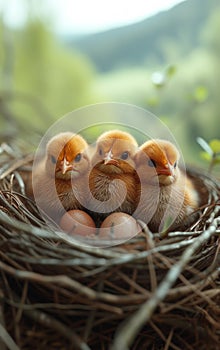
(32, 132, 90, 222)
(88, 130, 139, 222)
(134, 139, 200, 233)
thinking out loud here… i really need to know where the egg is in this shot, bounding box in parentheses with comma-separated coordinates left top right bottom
(59, 210, 97, 237)
(99, 212, 141, 240)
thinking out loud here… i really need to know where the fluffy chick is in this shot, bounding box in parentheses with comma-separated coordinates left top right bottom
(134, 139, 200, 232)
(88, 130, 139, 221)
(32, 132, 90, 222)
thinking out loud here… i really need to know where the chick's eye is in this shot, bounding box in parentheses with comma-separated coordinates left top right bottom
(74, 153, 82, 162)
(51, 155, 56, 164)
(121, 151, 129, 160)
(99, 148, 103, 156)
(148, 159, 156, 168)
(173, 162, 177, 168)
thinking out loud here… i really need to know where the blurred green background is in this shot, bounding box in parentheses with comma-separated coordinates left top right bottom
(0, 0, 219, 172)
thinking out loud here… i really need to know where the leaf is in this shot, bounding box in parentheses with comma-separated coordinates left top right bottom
(160, 216, 174, 238)
(197, 137, 213, 155)
(209, 139, 220, 154)
(166, 65, 177, 78)
(200, 151, 212, 162)
(193, 86, 208, 102)
(147, 97, 160, 107)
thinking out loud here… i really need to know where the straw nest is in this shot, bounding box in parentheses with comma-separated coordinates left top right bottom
(0, 143, 219, 350)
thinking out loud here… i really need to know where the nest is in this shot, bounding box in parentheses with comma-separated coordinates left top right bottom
(0, 143, 219, 350)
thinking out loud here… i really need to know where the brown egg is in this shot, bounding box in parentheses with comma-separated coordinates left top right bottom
(59, 210, 96, 237)
(99, 212, 141, 240)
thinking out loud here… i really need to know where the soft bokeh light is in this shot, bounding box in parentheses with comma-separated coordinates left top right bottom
(0, 0, 219, 174)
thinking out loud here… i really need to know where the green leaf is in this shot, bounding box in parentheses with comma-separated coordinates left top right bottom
(200, 151, 212, 161)
(209, 139, 220, 154)
(160, 216, 174, 238)
(197, 137, 213, 155)
(193, 86, 208, 102)
(147, 96, 160, 107)
(166, 65, 177, 78)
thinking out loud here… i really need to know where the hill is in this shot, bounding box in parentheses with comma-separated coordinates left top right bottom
(66, 0, 219, 72)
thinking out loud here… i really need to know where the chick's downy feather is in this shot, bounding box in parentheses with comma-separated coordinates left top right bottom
(32, 132, 90, 222)
(134, 139, 200, 232)
(88, 130, 140, 221)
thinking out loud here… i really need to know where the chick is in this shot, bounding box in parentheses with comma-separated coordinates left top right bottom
(32, 132, 90, 222)
(134, 139, 200, 232)
(88, 130, 139, 222)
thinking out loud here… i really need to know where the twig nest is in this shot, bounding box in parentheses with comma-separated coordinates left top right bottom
(0, 145, 219, 350)
(99, 212, 142, 240)
(59, 209, 96, 236)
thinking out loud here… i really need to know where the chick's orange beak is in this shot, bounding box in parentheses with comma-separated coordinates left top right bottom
(61, 157, 73, 174)
(157, 163, 174, 177)
(104, 150, 119, 166)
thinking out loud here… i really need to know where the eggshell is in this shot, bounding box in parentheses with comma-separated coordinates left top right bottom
(59, 210, 96, 237)
(99, 212, 141, 240)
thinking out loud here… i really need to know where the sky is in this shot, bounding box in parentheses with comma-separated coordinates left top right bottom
(0, 0, 186, 35)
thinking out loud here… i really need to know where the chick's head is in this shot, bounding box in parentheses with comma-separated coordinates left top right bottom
(92, 130, 138, 174)
(45, 132, 89, 179)
(136, 139, 180, 186)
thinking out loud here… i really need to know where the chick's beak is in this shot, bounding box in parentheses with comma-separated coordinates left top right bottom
(157, 163, 174, 177)
(104, 150, 119, 166)
(61, 157, 73, 174)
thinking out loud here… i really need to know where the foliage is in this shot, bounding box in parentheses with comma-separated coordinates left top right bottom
(0, 17, 98, 141)
(197, 137, 220, 173)
(0, 0, 219, 167)
(91, 4, 220, 166)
